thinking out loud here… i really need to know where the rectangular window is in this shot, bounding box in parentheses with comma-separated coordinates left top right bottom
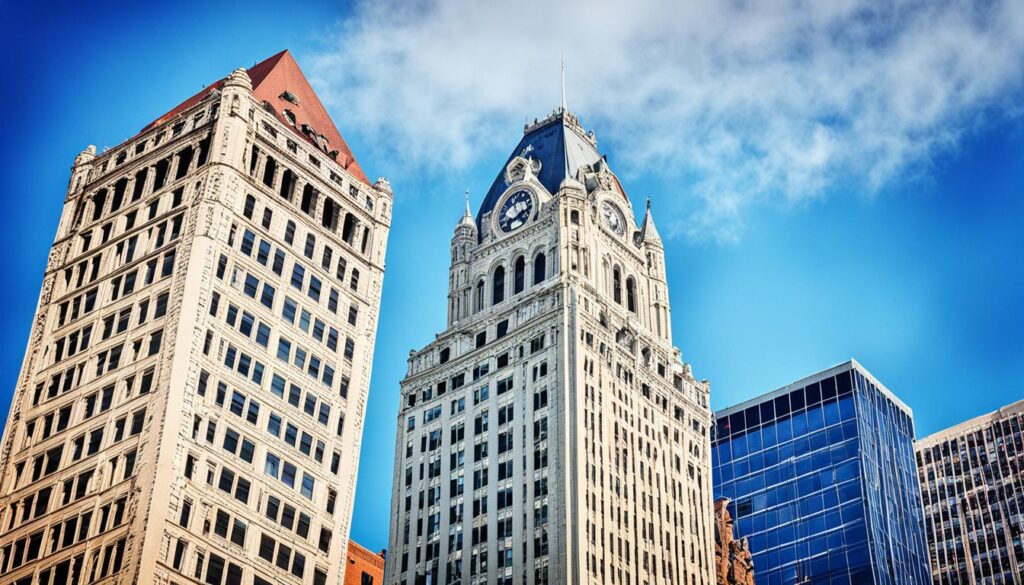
(244, 274, 259, 298)
(273, 250, 285, 275)
(277, 339, 291, 362)
(304, 234, 315, 259)
(260, 284, 276, 309)
(308, 276, 321, 302)
(282, 297, 297, 323)
(257, 240, 271, 265)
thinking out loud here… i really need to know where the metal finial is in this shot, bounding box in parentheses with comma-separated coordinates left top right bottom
(646, 197, 652, 211)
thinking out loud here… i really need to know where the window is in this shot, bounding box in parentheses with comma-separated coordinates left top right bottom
(244, 274, 259, 298)
(513, 256, 525, 294)
(304, 234, 316, 259)
(263, 157, 277, 188)
(613, 266, 622, 304)
(291, 264, 305, 289)
(492, 266, 505, 305)
(342, 214, 356, 243)
(475, 279, 485, 313)
(533, 252, 546, 284)
(261, 284, 276, 309)
(273, 250, 285, 275)
(621, 276, 635, 313)
(279, 169, 296, 200)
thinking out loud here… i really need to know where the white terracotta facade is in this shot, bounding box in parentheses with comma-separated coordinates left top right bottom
(385, 109, 715, 585)
(0, 54, 390, 585)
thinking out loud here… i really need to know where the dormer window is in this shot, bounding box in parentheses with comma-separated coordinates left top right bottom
(283, 109, 297, 126)
(280, 91, 299, 105)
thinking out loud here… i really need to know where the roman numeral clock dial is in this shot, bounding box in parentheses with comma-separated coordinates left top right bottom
(498, 189, 534, 233)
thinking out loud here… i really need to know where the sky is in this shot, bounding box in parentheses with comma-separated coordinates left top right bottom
(1, 0, 1022, 554)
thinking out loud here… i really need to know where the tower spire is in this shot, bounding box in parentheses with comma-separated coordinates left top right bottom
(458, 188, 476, 229)
(560, 57, 567, 113)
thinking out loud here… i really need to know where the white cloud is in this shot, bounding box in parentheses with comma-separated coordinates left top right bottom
(310, 0, 1024, 241)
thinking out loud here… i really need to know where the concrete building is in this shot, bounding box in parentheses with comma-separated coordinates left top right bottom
(384, 106, 715, 585)
(0, 50, 392, 584)
(712, 361, 931, 585)
(344, 541, 385, 585)
(714, 498, 755, 585)
(916, 399, 1024, 583)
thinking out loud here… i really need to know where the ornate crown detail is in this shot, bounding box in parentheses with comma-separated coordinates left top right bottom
(505, 155, 541, 185)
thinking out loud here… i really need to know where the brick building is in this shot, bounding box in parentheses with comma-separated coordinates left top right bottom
(345, 540, 385, 585)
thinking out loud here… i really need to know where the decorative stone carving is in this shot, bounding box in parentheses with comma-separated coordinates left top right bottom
(715, 498, 756, 585)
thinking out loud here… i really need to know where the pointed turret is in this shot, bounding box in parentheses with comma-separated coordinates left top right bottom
(458, 189, 477, 231)
(449, 190, 477, 326)
(636, 197, 663, 247)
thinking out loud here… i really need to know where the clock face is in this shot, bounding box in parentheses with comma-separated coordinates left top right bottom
(498, 190, 534, 233)
(601, 201, 625, 235)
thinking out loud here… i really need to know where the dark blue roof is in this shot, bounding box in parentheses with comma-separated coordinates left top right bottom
(476, 113, 605, 233)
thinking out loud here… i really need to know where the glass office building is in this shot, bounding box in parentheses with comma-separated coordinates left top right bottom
(712, 360, 931, 585)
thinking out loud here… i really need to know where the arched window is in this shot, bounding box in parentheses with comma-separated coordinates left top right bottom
(91, 189, 107, 222)
(279, 169, 296, 200)
(513, 256, 525, 294)
(626, 277, 636, 313)
(131, 168, 147, 201)
(492, 266, 505, 305)
(613, 266, 622, 304)
(176, 145, 195, 180)
(533, 253, 546, 284)
(322, 198, 339, 230)
(111, 178, 128, 212)
(341, 213, 356, 244)
(300, 184, 317, 216)
(153, 158, 170, 191)
(262, 156, 276, 187)
(475, 279, 485, 313)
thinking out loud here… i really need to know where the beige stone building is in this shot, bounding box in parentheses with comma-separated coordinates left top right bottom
(0, 50, 392, 584)
(385, 107, 715, 585)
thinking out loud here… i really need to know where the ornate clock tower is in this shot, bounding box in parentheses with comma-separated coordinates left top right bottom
(386, 107, 715, 585)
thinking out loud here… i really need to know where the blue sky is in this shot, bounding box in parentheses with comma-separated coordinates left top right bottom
(2, 0, 1022, 554)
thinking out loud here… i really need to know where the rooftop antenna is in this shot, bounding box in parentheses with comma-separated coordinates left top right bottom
(560, 55, 567, 113)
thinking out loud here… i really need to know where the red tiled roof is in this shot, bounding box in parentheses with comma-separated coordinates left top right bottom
(141, 50, 368, 184)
